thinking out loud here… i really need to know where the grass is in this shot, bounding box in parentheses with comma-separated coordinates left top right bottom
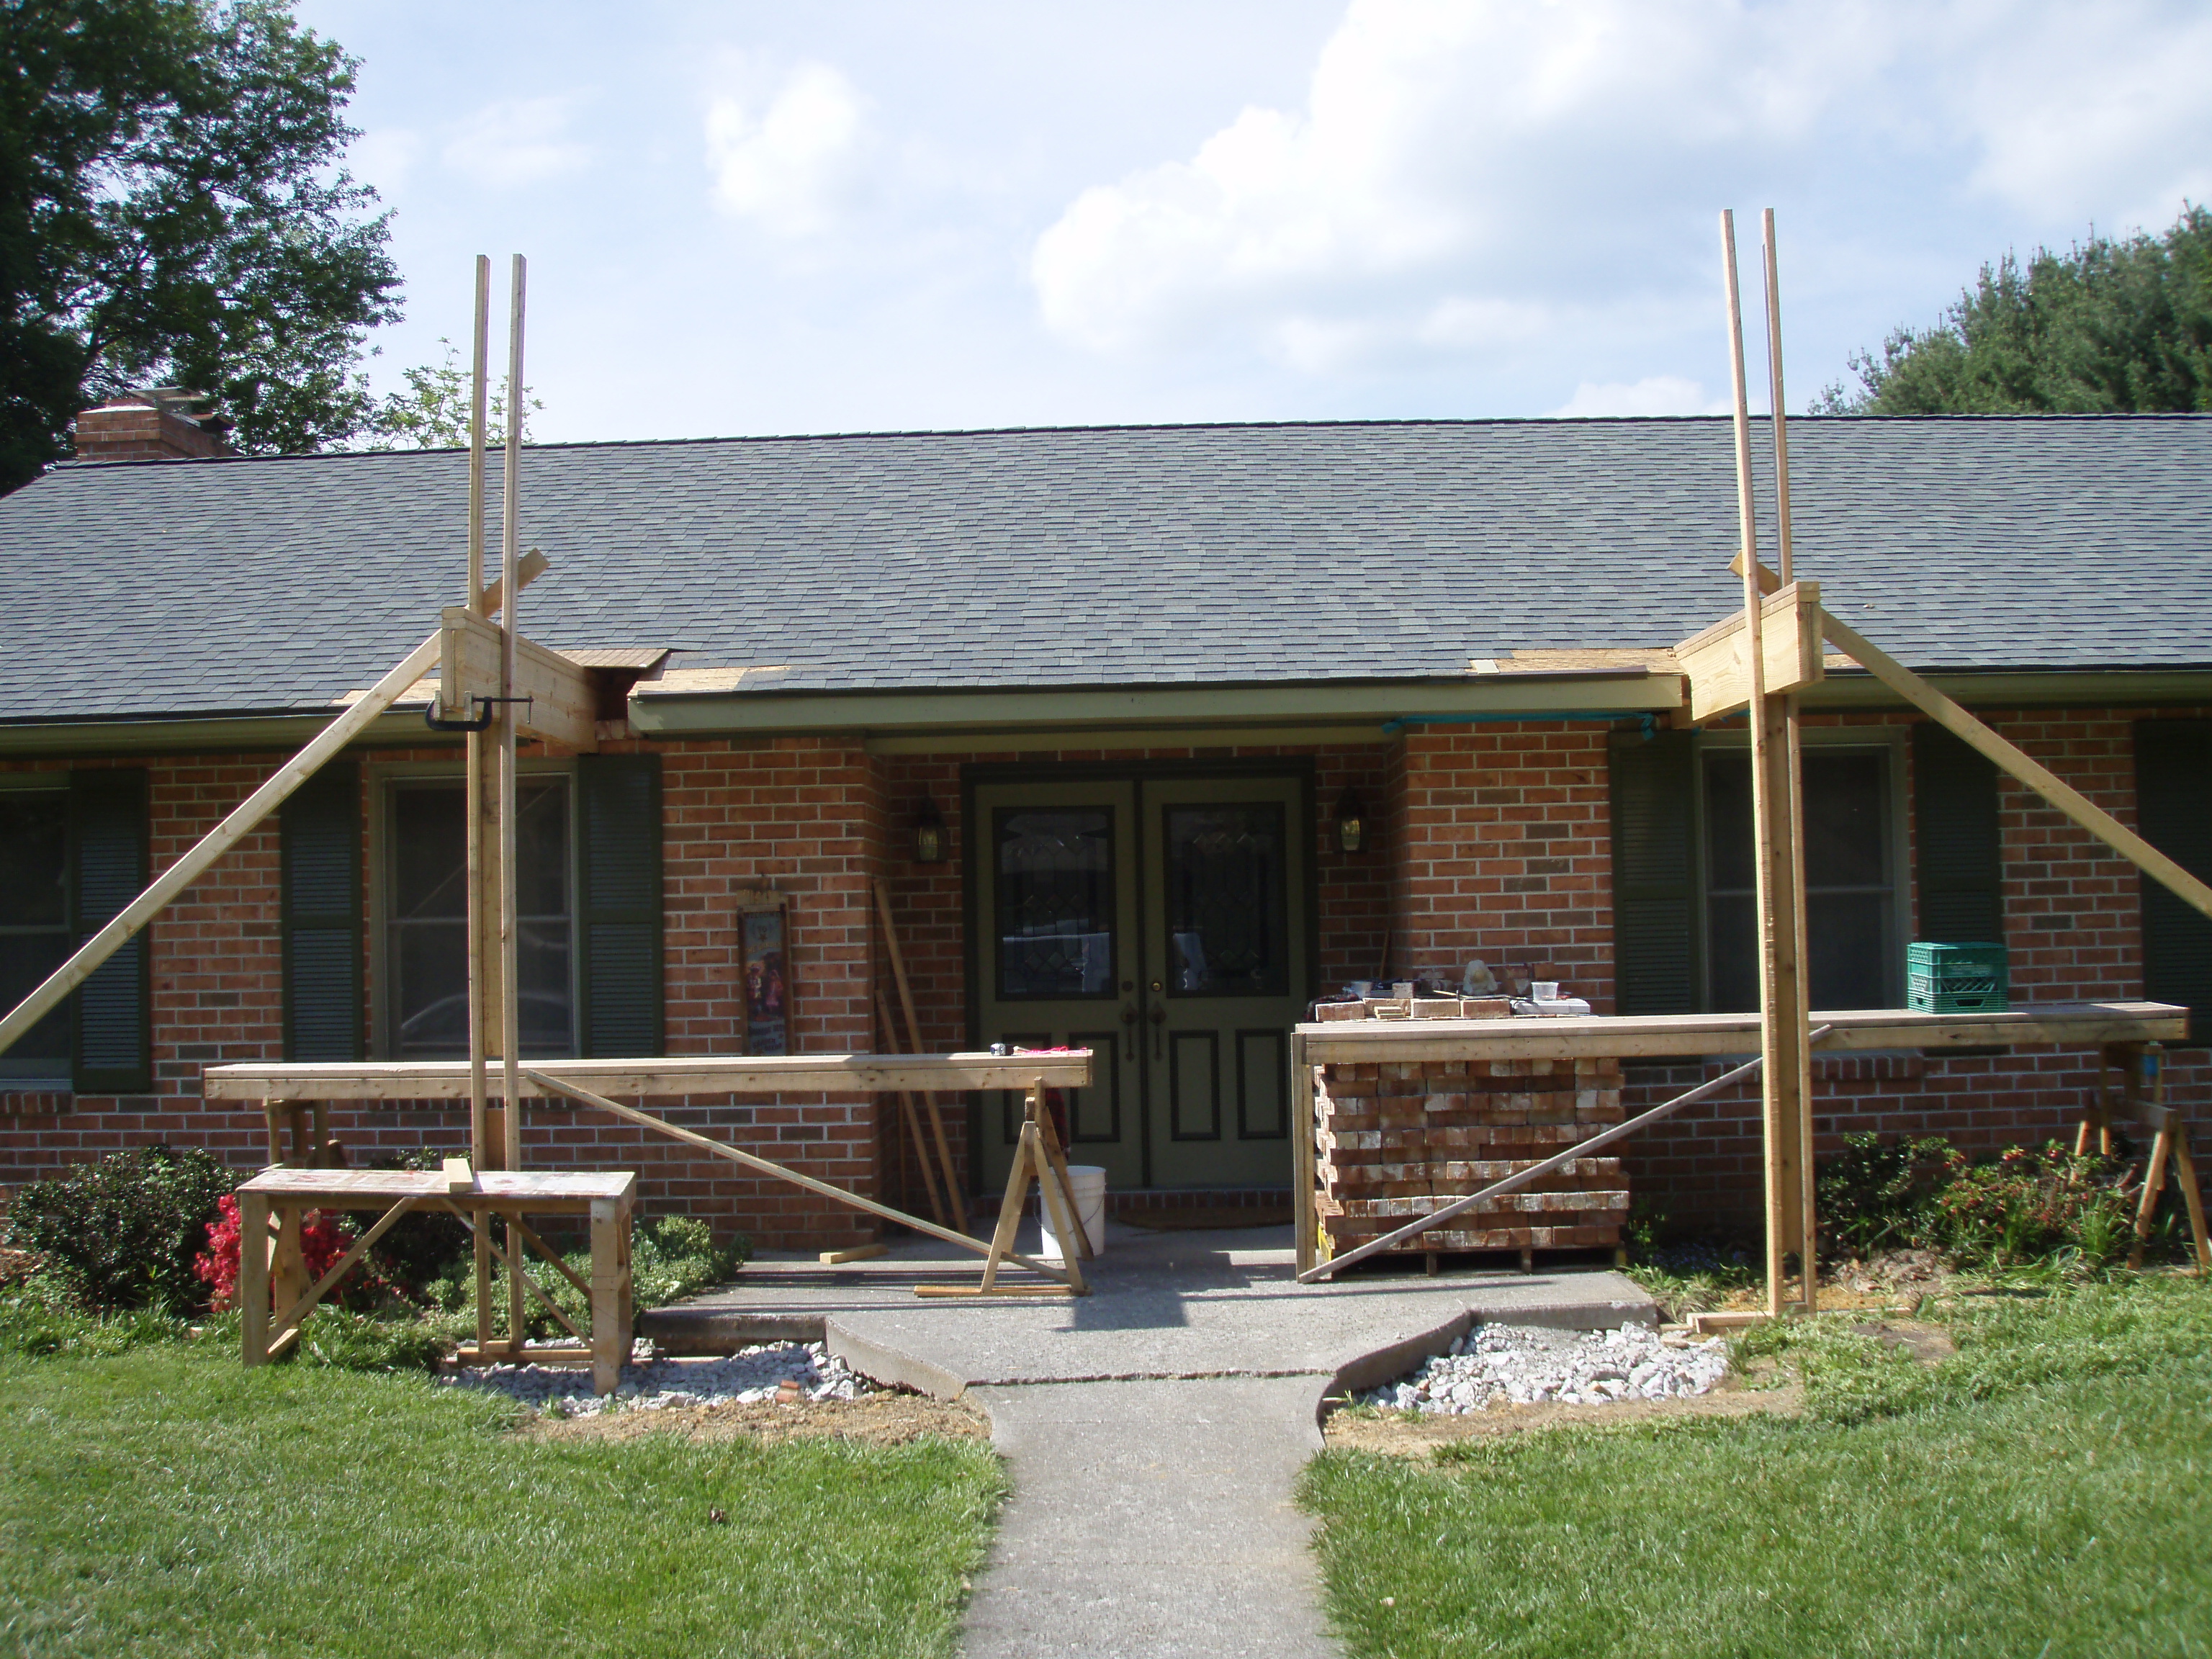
(1299, 1274, 2212, 1658)
(0, 1342, 1003, 1658)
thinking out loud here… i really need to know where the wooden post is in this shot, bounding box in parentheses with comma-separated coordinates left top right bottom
(2131, 1045, 2170, 1270)
(499, 253, 528, 1353)
(1762, 208, 1817, 1313)
(1290, 1030, 1317, 1273)
(873, 878, 965, 1221)
(589, 1193, 633, 1397)
(1722, 208, 1813, 1318)
(239, 1187, 271, 1366)
(464, 253, 496, 1356)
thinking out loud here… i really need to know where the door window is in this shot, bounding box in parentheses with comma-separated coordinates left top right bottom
(1161, 804, 1288, 997)
(995, 808, 1116, 999)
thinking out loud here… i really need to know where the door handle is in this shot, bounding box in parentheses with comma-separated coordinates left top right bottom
(1149, 1002, 1166, 1059)
(1120, 1002, 1138, 1061)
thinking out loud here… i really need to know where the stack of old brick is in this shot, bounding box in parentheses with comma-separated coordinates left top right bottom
(1314, 1055, 1628, 1260)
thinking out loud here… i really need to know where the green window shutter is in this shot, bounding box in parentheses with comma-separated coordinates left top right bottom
(577, 754, 662, 1057)
(1609, 730, 1699, 1014)
(2135, 720, 2212, 1038)
(1912, 724, 2003, 943)
(69, 769, 150, 1094)
(282, 760, 363, 1061)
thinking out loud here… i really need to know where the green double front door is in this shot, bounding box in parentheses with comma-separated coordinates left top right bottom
(971, 772, 1310, 1193)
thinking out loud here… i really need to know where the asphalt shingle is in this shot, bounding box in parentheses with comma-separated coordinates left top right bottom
(0, 414, 2205, 723)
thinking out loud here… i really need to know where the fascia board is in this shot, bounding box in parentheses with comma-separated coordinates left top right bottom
(629, 672, 1684, 737)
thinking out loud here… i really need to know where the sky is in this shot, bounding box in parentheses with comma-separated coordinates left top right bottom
(296, 0, 2212, 444)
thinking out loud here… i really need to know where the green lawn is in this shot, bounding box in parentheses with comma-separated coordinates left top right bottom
(1300, 1277, 2212, 1659)
(0, 1344, 1002, 1658)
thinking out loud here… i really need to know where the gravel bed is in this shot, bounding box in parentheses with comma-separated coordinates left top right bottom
(1360, 1321, 1730, 1413)
(441, 1340, 881, 1416)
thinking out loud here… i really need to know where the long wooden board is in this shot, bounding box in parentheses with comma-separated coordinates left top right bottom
(440, 606, 598, 750)
(1294, 1003, 2185, 1064)
(205, 1049, 1094, 1101)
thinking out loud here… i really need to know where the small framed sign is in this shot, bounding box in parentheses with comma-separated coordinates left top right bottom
(737, 890, 791, 1056)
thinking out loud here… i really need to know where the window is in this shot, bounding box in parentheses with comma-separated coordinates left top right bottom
(0, 786, 71, 1082)
(1702, 747, 1900, 1012)
(0, 771, 150, 1091)
(382, 775, 575, 1058)
(1162, 803, 1288, 997)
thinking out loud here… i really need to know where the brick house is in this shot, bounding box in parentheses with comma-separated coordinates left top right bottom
(2, 412, 2207, 1249)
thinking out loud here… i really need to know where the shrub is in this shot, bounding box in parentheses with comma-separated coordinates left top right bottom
(1817, 1132, 1956, 1256)
(193, 1195, 392, 1313)
(4, 1147, 236, 1313)
(360, 1148, 472, 1297)
(1923, 1141, 2139, 1269)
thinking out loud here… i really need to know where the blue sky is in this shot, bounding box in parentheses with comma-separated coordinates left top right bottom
(298, 0, 2212, 443)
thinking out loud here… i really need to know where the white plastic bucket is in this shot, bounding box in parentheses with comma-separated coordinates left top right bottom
(1040, 1165, 1108, 1261)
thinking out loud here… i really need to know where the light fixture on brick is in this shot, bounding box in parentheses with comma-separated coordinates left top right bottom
(1335, 787, 1367, 854)
(914, 793, 947, 863)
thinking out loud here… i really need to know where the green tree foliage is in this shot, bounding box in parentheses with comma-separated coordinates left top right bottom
(0, 0, 402, 489)
(364, 336, 542, 449)
(1819, 204, 2212, 414)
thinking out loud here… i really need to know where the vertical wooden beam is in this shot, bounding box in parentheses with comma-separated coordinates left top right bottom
(1722, 210, 1809, 1318)
(590, 1194, 631, 1397)
(239, 1187, 271, 1366)
(464, 254, 495, 1354)
(1762, 209, 1817, 1312)
(500, 253, 528, 1353)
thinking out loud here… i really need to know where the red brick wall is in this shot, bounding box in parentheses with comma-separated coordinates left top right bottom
(5, 707, 2206, 1245)
(1385, 723, 1616, 1004)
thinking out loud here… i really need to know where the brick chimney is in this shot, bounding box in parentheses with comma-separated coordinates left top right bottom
(71, 388, 233, 462)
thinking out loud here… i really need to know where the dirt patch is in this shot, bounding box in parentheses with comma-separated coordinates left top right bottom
(1323, 1367, 1802, 1457)
(0, 1246, 42, 1290)
(518, 1390, 992, 1448)
(1851, 1318, 1958, 1363)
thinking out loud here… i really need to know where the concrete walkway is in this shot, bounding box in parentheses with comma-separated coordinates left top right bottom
(655, 1223, 1656, 1659)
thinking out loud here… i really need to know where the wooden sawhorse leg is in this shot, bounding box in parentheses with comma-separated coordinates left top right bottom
(590, 1195, 634, 1397)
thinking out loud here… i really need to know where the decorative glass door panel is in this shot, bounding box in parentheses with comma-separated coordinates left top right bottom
(971, 772, 1310, 1196)
(973, 782, 1143, 1192)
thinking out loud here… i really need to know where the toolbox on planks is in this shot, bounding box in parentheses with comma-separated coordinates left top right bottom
(1906, 941, 2009, 1012)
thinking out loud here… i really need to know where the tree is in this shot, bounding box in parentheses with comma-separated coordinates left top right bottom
(363, 337, 542, 449)
(0, 0, 402, 490)
(1817, 205, 2212, 415)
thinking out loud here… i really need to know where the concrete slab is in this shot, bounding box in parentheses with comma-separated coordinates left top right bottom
(657, 1223, 1658, 1658)
(962, 1377, 1335, 1659)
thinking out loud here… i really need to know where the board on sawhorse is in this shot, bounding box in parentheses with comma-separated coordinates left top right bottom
(917, 1075, 1094, 1298)
(235, 1166, 637, 1394)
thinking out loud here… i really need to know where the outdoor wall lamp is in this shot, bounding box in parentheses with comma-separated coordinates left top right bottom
(1335, 788, 1367, 854)
(914, 793, 948, 863)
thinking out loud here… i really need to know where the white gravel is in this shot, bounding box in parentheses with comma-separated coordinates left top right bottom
(1360, 1321, 1730, 1413)
(440, 1340, 881, 1416)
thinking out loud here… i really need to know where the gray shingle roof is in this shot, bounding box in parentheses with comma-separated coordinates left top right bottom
(0, 414, 2206, 722)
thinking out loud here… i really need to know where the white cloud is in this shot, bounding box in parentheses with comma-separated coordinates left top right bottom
(443, 96, 593, 188)
(1546, 377, 1730, 418)
(705, 61, 871, 238)
(1030, 0, 2212, 373)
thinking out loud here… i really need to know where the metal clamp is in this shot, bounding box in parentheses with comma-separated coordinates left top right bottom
(423, 693, 533, 734)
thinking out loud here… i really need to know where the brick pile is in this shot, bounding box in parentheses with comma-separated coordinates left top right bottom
(1315, 1055, 1628, 1259)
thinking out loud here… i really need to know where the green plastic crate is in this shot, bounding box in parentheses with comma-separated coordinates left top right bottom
(1907, 940, 2008, 1012)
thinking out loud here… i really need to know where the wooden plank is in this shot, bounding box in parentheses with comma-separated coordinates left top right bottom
(439, 607, 598, 750)
(239, 1189, 271, 1368)
(240, 1167, 635, 1200)
(0, 629, 441, 1058)
(873, 881, 966, 1221)
(1293, 1003, 2185, 1062)
(205, 1051, 1095, 1101)
(819, 1244, 889, 1264)
(443, 1156, 473, 1193)
(1821, 611, 2212, 925)
(1291, 1030, 1318, 1274)
(1674, 580, 1825, 723)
